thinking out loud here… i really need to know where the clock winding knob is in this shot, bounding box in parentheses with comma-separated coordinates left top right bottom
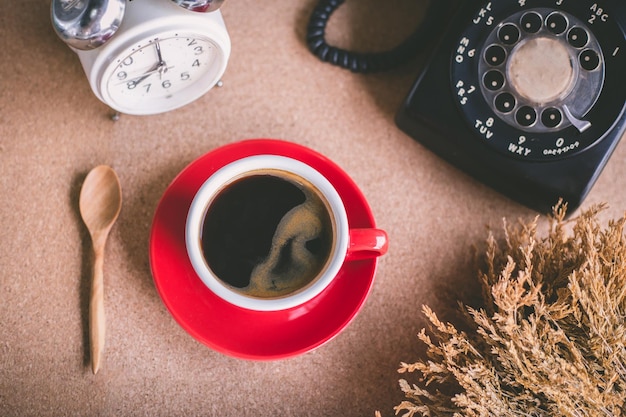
(171, 0, 224, 13)
(51, 0, 126, 50)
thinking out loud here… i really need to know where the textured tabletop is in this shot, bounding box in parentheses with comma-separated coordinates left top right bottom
(1, 1, 625, 416)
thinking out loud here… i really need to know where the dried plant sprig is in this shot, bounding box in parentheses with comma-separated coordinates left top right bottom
(392, 203, 626, 417)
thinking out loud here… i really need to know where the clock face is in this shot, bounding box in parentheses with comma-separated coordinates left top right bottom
(101, 33, 225, 114)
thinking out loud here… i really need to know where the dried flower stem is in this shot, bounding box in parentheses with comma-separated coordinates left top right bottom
(391, 203, 626, 417)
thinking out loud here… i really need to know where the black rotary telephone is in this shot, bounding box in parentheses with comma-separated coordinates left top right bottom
(307, 0, 626, 213)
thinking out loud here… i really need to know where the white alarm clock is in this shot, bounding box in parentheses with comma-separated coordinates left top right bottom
(52, 0, 230, 115)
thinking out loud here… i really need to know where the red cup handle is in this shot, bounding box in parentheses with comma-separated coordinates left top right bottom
(346, 228, 389, 261)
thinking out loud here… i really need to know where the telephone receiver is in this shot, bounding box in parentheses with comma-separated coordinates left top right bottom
(51, 0, 224, 50)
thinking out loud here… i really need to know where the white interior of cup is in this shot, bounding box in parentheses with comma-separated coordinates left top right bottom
(185, 155, 349, 311)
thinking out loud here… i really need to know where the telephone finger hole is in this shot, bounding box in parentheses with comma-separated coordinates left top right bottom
(546, 12, 568, 35)
(580, 49, 600, 71)
(567, 27, 589, 48)
(498, 24, 520, 45)
(541, 107, 563, 128)
(516, 106, 537, 127)
(484, 70, 505, 91)
(520, 12, 542, 33)
(495, 93, 516, 113)
(484, 45, 507, 66)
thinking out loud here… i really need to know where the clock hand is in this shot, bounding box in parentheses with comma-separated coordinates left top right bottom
(121, 40, 170, 87)
(154, 39, 168, 80)
(120, 64, 175, 86)
(155, 39, 165, 65)
(135, 66, 172, 82)
(130, 71, 156, 86)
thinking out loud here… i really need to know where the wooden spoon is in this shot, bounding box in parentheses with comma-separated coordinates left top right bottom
(79, 165, 122, 374)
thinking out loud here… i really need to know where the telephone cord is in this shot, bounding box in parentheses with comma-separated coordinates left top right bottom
(306, 0, 453, 73)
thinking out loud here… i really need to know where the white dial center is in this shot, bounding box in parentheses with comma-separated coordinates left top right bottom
(508, 37, 574, 104)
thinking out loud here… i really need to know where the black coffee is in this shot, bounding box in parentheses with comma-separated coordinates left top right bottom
(200, 170, 334, 298)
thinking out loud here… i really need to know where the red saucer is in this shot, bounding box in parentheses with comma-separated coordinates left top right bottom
(149, 139, 379, 360)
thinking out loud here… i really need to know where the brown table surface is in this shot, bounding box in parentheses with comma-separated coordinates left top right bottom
(2, 1, 625, 416)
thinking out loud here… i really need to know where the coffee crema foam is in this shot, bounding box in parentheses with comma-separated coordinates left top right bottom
(200, 171, 335, 299)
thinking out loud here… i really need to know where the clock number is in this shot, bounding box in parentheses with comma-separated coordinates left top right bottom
(144, 83, 152, 93)
(162, 80, 172, 89)
(188, 39, 197, 46)
(116, 71, 127, 80)
(180, 72, 190, 81)
(194, 46, 204, 55)
(122, 56, 133, 66)
(126, 80, 138, 90)
(192, 59, 200, 67)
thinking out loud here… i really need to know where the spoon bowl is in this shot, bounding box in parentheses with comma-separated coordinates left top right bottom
(80, 165, 122, 239)
(79, 165, 122, 374)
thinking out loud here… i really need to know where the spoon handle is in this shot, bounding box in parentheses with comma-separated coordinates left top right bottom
(90, 244, 106, 374)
